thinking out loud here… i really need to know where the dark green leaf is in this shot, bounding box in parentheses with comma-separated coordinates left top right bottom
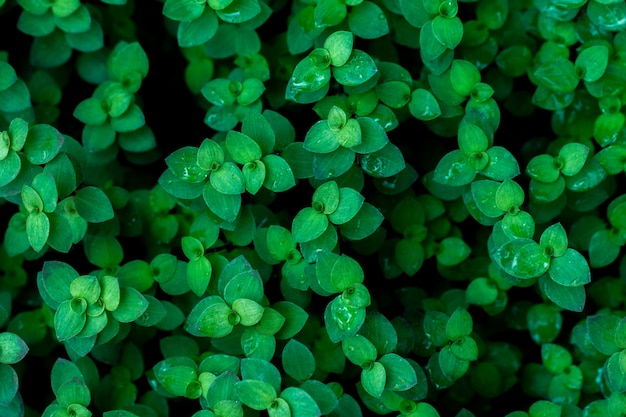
(282, 339, 315, 381)
(235, 379, 276, 410)
(332, 50, 378, 87)
(348, 1, 389, 40)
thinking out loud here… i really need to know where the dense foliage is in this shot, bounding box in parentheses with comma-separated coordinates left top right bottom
(1, 0, 626, 416)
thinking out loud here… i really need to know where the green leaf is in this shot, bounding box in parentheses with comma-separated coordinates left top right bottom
(395, 238, 425, 276)
(431, 16, 463, 49)
(527, 304, 562, 344)
(575, 45, 609, 83)
(109, 42, 149, 80)
(446, 307, 473, 339)
(223, 270, 264, 305)
(0, 333, 29, 365)
(323, 31, 353, 67)
(458, 123, 488, 155)
(235, 380, 277, 410)
(437, 237, 471, 266)
(273, 301, 308, 339)
(495, 179, 524, 213)
(539, 275, 586, 313)
(482, 147, 520, 181)
(548, 248, 590, 287)
(74, 186, 114, 223)
(534, 58, 579, 92)
(587, 314, 621, 355)
(181, 18, 218, 49)
(195, 298, 235, 338)
(54, 299, 86, 341)
(331, 255, 364, 291)
(378, 353, 418, 391)
(493, 238, 551, 279)
(314, 0, 348, 31)
(163, 0, 205, 21)
(215, 0, 261, 23)
(360, 143, 405, 178)
(286, 56, 331, 103)
(231, 299, 264, 326)
(348, 1, 389, 40)
(280, 387, 321, 417)
(226, 131, 261, 165)
(298, 380, 338, 416)
(589, 229, 621, 268)
(328, 187, 365, 225)
(203, 182, 241, 222)
(558, 143, 590, 177)
(240, 358, 282, 392)
(332, 50, 378, 87)
(210, 162, 245, 195)
(350, 117, 388, 154)
(304, 120, 339, 154)
(282, 339, 315, 381)
(539, 223, 568, 258)
(26, 211, 49, 252)
(23, 124, 63, 165)
(262, 154, 296, 192)
(21, 184, 44, 214)
(339, 202, 383, 241)
(0, 150, 21, 187)
(187, 257, 212, 297)
(313, 147, 355, 180)
(450, 60, 481, 97)
(361, 361, 386, 398)
(408, 88, 441, 121)
(439, 346, 469, 380)
(0, 363, 18, 407)
(111, 287, 149, 323)
(433, 150, 476, 186)
(342, 334, 378, 366)
(292, 207, 329, 243)
(527, 154, 561, 183)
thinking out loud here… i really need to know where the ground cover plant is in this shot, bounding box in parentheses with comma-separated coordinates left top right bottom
(0, 0, 626, 416)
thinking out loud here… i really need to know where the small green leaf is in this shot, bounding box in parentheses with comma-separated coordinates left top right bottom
(23, 124, 63, 165)
(225, 131, 262, 165)
(482, 146, 520, 181)
(431, 16, 463, 49)
(323, 31, 353, 67)
(54, 300, 86, 341)
(348, 1, 389, 40)
(439, 346, 469, 380)
(262, 154, 296, 192)
(282, 339, 316, 381)
(558, 143, 590, 177)
(328, 187, 365, 225)
(292, 207, 329, 243)
(433, 150, 476, 186)
(575, 45, 609, 82)
(539, 223, 568, 258)
(304, 120, 339, 154)
(273, 301, 308, 339)
(0, 363, 18, 407)
(231, 299, 264, 326)
(378, 353, 418, 391)
(111, 287, 149, 323)
(210, 162, 245, 195)
(0, 333, 29, 365)
(26, 211, 50, 252)
(408, 88, 441, 121)
(339, 202, 383, 241)
(361, 361, 386, 398)
(203, 182, 241, 222)
(540, 275, 586, 313)
(548, 248, 590, 287)
(437, 237, 471, 266)
(493, 238, 551, 279)
(280, 387, 321, 417)
(163, 0, 205, 21)
(332, 49, 378, 87)
(235, 379, 277, 410)
(465, 278, 498, 306)
(446, 307, 473, 339)
(360, 143, 405, 178)
(534, 58, 579, 92)
(587, 314, 621, 355)
(74, 186, 114, 223)
(342, 334, 378, 366)
(187, 257, 212, 297)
